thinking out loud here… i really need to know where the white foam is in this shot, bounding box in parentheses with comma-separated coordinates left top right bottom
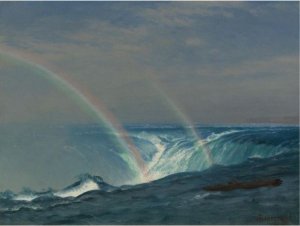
(249, 154, 263, 159)
(193, 192, 221, 200)
(54, 179, 99, 198)
(205, 130, 240, 143)
(1, 205, 41, 212)
(147, 142, 166, 170)
(13, 194, 38, 202)
(194, 193, 210, 200)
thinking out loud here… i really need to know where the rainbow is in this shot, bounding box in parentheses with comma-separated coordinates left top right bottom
(0, 48, 214, 182)
(152, 85, 213, 164)
(0, 50, 147, 182)
(109, 58, 214, 168)
(140, 68, 214, 170)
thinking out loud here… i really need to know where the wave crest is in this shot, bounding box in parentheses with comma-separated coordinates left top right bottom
(0, 174, 116, 205)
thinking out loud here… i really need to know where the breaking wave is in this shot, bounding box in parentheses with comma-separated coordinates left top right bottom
(0, 125, 298, 211)
(130, 126, 299, 180)
(0, 174, 115, 207)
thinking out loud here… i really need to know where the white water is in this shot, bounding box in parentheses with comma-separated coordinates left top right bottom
(54, 179, 99, 198)
(13, 194, 38, 202)
(133, 128, 296, 182)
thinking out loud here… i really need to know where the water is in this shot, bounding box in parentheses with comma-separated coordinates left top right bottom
(0, 124, 299, 224)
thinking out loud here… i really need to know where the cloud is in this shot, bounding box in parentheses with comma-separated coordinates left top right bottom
(0, 2, 298, 124)
(140, 2, 238, 27)
(185, 37, 205, 47)
(221, 55, 299, 79)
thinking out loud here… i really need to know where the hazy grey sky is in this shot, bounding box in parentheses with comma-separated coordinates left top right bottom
(0, 2, 298, 124)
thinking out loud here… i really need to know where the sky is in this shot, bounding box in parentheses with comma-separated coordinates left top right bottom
(0, 2, 299, 124)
